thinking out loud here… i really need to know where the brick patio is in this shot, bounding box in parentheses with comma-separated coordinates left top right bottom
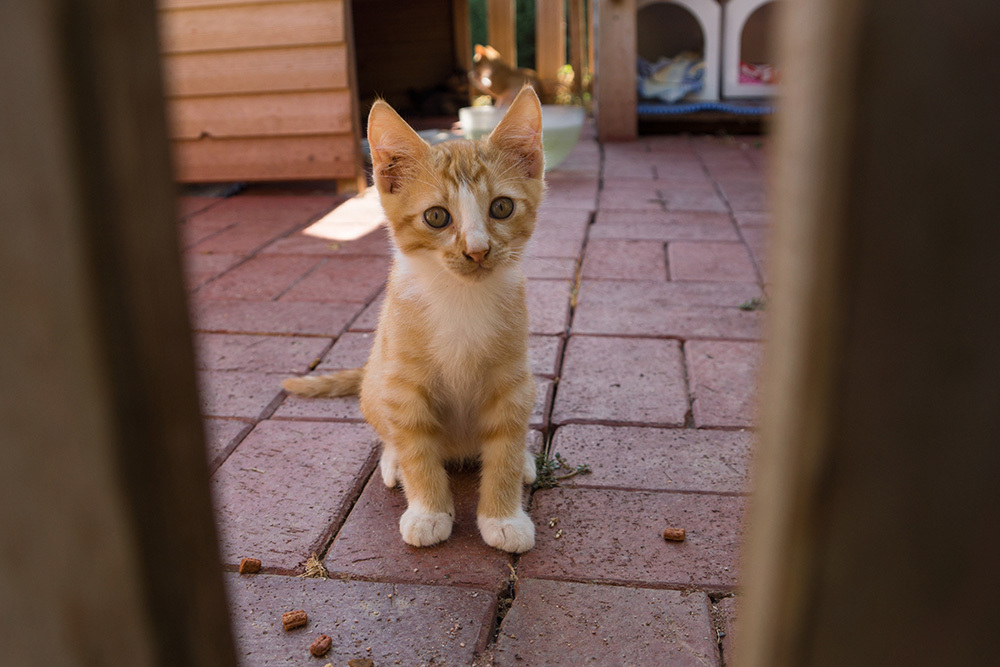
(181, 125, 768, 666)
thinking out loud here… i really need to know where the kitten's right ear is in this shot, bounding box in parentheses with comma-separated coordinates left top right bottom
(368, 101, 428, 194)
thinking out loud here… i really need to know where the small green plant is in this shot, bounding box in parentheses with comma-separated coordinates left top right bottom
(534, 451, 592, 489)
(739, 297, 767, 311)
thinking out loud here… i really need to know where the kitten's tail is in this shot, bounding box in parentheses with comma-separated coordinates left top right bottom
(281, 368, 363, 398)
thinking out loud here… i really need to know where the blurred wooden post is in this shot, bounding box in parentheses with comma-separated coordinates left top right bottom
(587, 0, 596, 92)
(453, 0, 473, 72)
(568, 0, 586, 93)
(0, 2, 236, 665)
(595, 0, 637, 140)
(487, 0, 518, 66)
(739, 0, 1000, 665)
(536, 0, 567, 100)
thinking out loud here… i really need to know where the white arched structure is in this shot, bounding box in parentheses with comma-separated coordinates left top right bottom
(722, 0, 780, 98)
(637, 0, 721, 102)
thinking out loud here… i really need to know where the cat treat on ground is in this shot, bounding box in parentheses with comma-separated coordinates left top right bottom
(281, 609, 308, 631)
(663, 527, 687, 542)
(348, 659, 375, 667)
(309, 634, 332, 657)
(238, 557, 261, 574)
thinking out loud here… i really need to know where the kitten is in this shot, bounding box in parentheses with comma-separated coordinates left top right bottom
(470, 44, 540, 107)
(283, 87, 545, 553)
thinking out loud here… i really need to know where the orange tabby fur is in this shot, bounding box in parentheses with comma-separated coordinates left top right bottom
(283, 88, 545, 553)
(470, 44, 541, 107)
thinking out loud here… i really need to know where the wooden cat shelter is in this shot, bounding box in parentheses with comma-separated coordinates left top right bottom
(157, 0, 583, 185)
(157, 0, 365, 186)
(595, 0, 780, 140)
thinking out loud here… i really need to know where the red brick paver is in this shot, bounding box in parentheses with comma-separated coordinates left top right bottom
(686, 340, 763, 428)
(520, 487, 745, 590)
(552, 336, 688, 427)
(551, 424, 754, 493)
(212, 420, 377, 572)
(226, 574, 496, 663)
(494, 579, 720, 666)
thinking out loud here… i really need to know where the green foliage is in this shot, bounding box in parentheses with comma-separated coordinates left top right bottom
(534, 450, 592, 489)
(465, 0, 537, 70)
(739, 297, 767, 311)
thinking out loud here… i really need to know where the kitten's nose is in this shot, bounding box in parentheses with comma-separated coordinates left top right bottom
(464, 247, 490, 264)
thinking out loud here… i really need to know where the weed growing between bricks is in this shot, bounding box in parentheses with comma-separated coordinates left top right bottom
(533, 450, 592, 489)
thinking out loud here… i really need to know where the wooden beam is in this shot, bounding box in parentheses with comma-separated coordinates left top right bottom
(595, 0, 637, 140)
(342, 0, 367, 192)
(739, 0, 1000, 665)
(568, 0, 586, 93)
(487, 0, 517, 66)
(452, 0, 473, 73)
(0, 2, 236, 664)
(536, 0, 567, 100)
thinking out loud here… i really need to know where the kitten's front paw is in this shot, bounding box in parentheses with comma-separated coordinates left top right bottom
(399, 507, 453, 547)
(478, 510, 535, 553)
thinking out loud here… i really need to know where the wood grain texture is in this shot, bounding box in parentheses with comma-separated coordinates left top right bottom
(173, 134, 357, 181)
(1, 1, 236, 664)
(159, 0, 343, 53)
(740, 0, 1000, 665)
(163, 44, 347, 96)
(536, 0, 567, 98)
(568, 0, 586, 92)
(167, 90, 353, 138)
(487, 0, 517, 65)
(595, 0, 637, 140)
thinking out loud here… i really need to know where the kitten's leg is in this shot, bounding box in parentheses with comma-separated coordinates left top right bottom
(477, 376, 536, 553)
(380, 443, 400, 488)
(396, 440, 454, 547)
(377, 381, 454, 547)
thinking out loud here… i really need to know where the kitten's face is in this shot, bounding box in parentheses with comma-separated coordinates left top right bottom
(368, 89, 545, 283)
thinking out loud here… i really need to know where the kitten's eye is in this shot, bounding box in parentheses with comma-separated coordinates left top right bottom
(423, 206, 451, 229)
(490, 197, 514, 219)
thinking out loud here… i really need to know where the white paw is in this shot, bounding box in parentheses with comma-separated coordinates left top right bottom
(399, 507, 453, 547)
(523, 449, 537, 485)
(380, 447, 400, 488)
(478, 510, 535, 553)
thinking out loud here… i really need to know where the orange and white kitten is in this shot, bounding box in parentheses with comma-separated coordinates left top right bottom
(470, 44, 540, 107)
(283, 87, 545, 553)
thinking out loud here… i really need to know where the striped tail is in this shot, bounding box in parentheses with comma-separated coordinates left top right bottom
(281, 368, 363, 398)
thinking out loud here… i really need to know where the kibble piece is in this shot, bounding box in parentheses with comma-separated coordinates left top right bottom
(662, 527, 686, 542)
(282, 609, 308, 631)
(309, 634, 332, 657)
(348, 659, 375, 667)
(238, 557, 262, 574)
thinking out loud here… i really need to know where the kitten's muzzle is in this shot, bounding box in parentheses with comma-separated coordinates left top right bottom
(463, 246, 491, 264)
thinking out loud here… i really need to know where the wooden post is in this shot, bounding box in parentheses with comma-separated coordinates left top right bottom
(739, 0, 1000, 665)
(453, 0, 473, 73)
(0, 2, 236, 665)
(595, 0, 637, 140)
(536, 0, 567, 100)
(487, 0, 518, 66)
(587, 0, 595, 94)
(568, 0, 587, 93)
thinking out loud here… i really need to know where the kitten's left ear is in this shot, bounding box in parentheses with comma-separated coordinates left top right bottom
(368, 100, 429, 194)
(487, 86, 544, 180)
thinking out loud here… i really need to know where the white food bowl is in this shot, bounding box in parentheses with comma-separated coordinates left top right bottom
(458, 104, 585, 172)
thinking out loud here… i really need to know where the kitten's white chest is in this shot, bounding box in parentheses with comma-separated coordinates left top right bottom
(398, 254, 517, 392)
